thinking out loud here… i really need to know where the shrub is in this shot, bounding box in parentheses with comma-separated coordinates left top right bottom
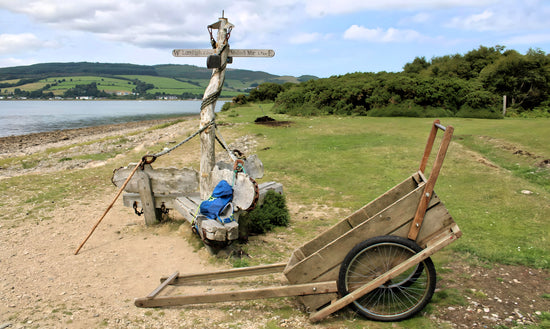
(455, 105, 503, 119)
(221, 102, 232, 112)
(239, 191, 290, 235)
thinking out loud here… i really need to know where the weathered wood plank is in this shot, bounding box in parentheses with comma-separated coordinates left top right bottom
(135, 281, 337, 308)
(136, 171, 160, 225)
(160, 263, 287, 285)
(174, 195, 202, 224)
(288, 174, 422, 263)
(296, 203, 454, 312)
(123, 193, 182, 209)
(172, 48, 275, 58)
(112, 164, 199, 194)
(409, 125, 454, 240)
(284, 186, 440, 284)
(147, 271, 179, 299)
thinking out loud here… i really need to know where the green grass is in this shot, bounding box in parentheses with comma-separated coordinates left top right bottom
(217, 105, 550, 269)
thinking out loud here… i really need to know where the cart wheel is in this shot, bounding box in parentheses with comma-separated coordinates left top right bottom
(337, 235, 436, 322)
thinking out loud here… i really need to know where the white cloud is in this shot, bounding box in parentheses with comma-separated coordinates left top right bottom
(448, 9, 496, 31)
(505, 33, 550, 45)
(447, 1, 550, 32)
(343, 26, 425, 43)
(304, 0, 498, 17)
(0, 33, 57, 54)
(0, 0, 300, 50)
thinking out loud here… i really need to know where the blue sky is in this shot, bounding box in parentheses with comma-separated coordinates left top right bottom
(1, 0, 549, 78)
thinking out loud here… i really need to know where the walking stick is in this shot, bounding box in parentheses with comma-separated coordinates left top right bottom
(74, 159, 144, 255)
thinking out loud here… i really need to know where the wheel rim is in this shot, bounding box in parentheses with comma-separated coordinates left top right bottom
(343, 241, 434, 320)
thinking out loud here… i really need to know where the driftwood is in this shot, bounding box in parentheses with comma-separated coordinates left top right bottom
(112, 164, 199, 195)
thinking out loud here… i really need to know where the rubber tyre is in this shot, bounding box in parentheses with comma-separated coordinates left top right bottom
(337, 235, 436, 322)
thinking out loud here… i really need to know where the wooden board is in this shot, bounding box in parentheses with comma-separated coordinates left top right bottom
(135, 281, 337, 308)
(284, 183, 446, 284)
(112, 164, 199, 194)
(286, 174, 423, 267)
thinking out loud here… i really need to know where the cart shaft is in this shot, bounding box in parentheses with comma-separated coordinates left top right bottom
(135, 281, 337, 308)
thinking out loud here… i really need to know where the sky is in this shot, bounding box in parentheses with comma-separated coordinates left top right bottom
(1, 0, 550, 78)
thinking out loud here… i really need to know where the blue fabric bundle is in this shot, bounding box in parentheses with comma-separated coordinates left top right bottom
(199, 180, 234, 223)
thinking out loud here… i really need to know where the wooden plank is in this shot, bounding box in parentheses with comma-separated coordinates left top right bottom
(347, 174, 422, 227)
(285, 186, 440, 284)
(227, 49, 275, 57)
(172, 49, 216, 57)
(419, 120, 440, 173)
(172, 49, 275, 57)
(309, 226, 461, 322)
(174, 195, 201, 224)
(408, 126, 454, 240)
(147, 271, 179, 299)
(122, 193, 182, 209)
(288, 174, 421, 264)
(136, 171, 160, 225)
(160, 263, 287, 285)
(135, 281, 337, 308)
(113, 164, 199, 194)
(294, 201, 453, 307)
(297, 293, 337, 313)
(392, 202, 454, 247)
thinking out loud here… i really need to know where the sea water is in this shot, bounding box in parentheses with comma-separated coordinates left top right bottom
(0, 100, 225, 137)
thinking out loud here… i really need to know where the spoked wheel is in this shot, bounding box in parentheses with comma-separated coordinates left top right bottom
(337, 235, 436, 322)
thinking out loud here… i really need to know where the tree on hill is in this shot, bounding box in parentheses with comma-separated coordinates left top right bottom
(63, 82, 109, 98)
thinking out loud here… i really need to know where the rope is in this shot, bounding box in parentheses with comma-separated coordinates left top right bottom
(215, 131, 238, 162)
(149, 119, 216, 159)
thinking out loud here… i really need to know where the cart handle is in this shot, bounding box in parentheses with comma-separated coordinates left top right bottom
(418, 120, 453, 173)
(434, 122, 447, 131)
(409, 120, 454, 241)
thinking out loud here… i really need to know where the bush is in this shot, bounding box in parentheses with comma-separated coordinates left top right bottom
(368, 102, 453, 118)
(221, 102, 232, 112)
(455, 105, 503, 119)
(239, 191, 290, 235)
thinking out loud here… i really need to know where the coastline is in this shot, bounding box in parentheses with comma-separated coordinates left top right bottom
(0, 115, 198, 156)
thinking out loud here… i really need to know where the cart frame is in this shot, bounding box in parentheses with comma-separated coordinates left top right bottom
(135, 120, 462, 322)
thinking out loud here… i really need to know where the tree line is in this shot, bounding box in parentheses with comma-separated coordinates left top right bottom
(230, 46, 550, 118)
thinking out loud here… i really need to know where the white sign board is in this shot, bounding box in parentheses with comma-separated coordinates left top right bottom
(173, 49, 275, 58)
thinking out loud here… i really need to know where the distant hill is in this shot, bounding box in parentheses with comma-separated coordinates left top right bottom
(0, 62, 318, 99)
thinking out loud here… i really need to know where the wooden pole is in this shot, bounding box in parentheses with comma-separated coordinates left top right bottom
(503, 95, 507, 117)
(74, 160, 143, 255)
(199, 16, 233, 199)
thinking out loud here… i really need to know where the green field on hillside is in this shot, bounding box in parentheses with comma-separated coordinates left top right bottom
(1, 75, 253, 97)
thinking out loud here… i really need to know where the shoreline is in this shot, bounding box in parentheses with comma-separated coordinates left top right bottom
(0, 115, 199, 156)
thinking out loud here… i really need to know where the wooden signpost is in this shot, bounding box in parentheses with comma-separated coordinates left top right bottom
(172, 12, 275, 199)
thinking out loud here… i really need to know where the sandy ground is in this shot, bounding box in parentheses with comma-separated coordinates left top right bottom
(0, 118, 293, 329)
(0, 117, 548, 329)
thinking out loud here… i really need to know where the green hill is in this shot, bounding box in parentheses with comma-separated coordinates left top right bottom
(0, 62, 317, 99)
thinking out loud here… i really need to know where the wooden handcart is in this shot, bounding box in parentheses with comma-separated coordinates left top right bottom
(135, 120, 462, 322)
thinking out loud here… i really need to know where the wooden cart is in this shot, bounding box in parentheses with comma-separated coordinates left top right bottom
(135, 120, 462, 322)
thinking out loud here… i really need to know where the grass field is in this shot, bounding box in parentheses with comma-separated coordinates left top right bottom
(220, 105, 550, 269)
(1, 75, 252, 97)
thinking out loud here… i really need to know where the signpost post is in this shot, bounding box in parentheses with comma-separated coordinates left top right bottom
(173, 13, 274, 199)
